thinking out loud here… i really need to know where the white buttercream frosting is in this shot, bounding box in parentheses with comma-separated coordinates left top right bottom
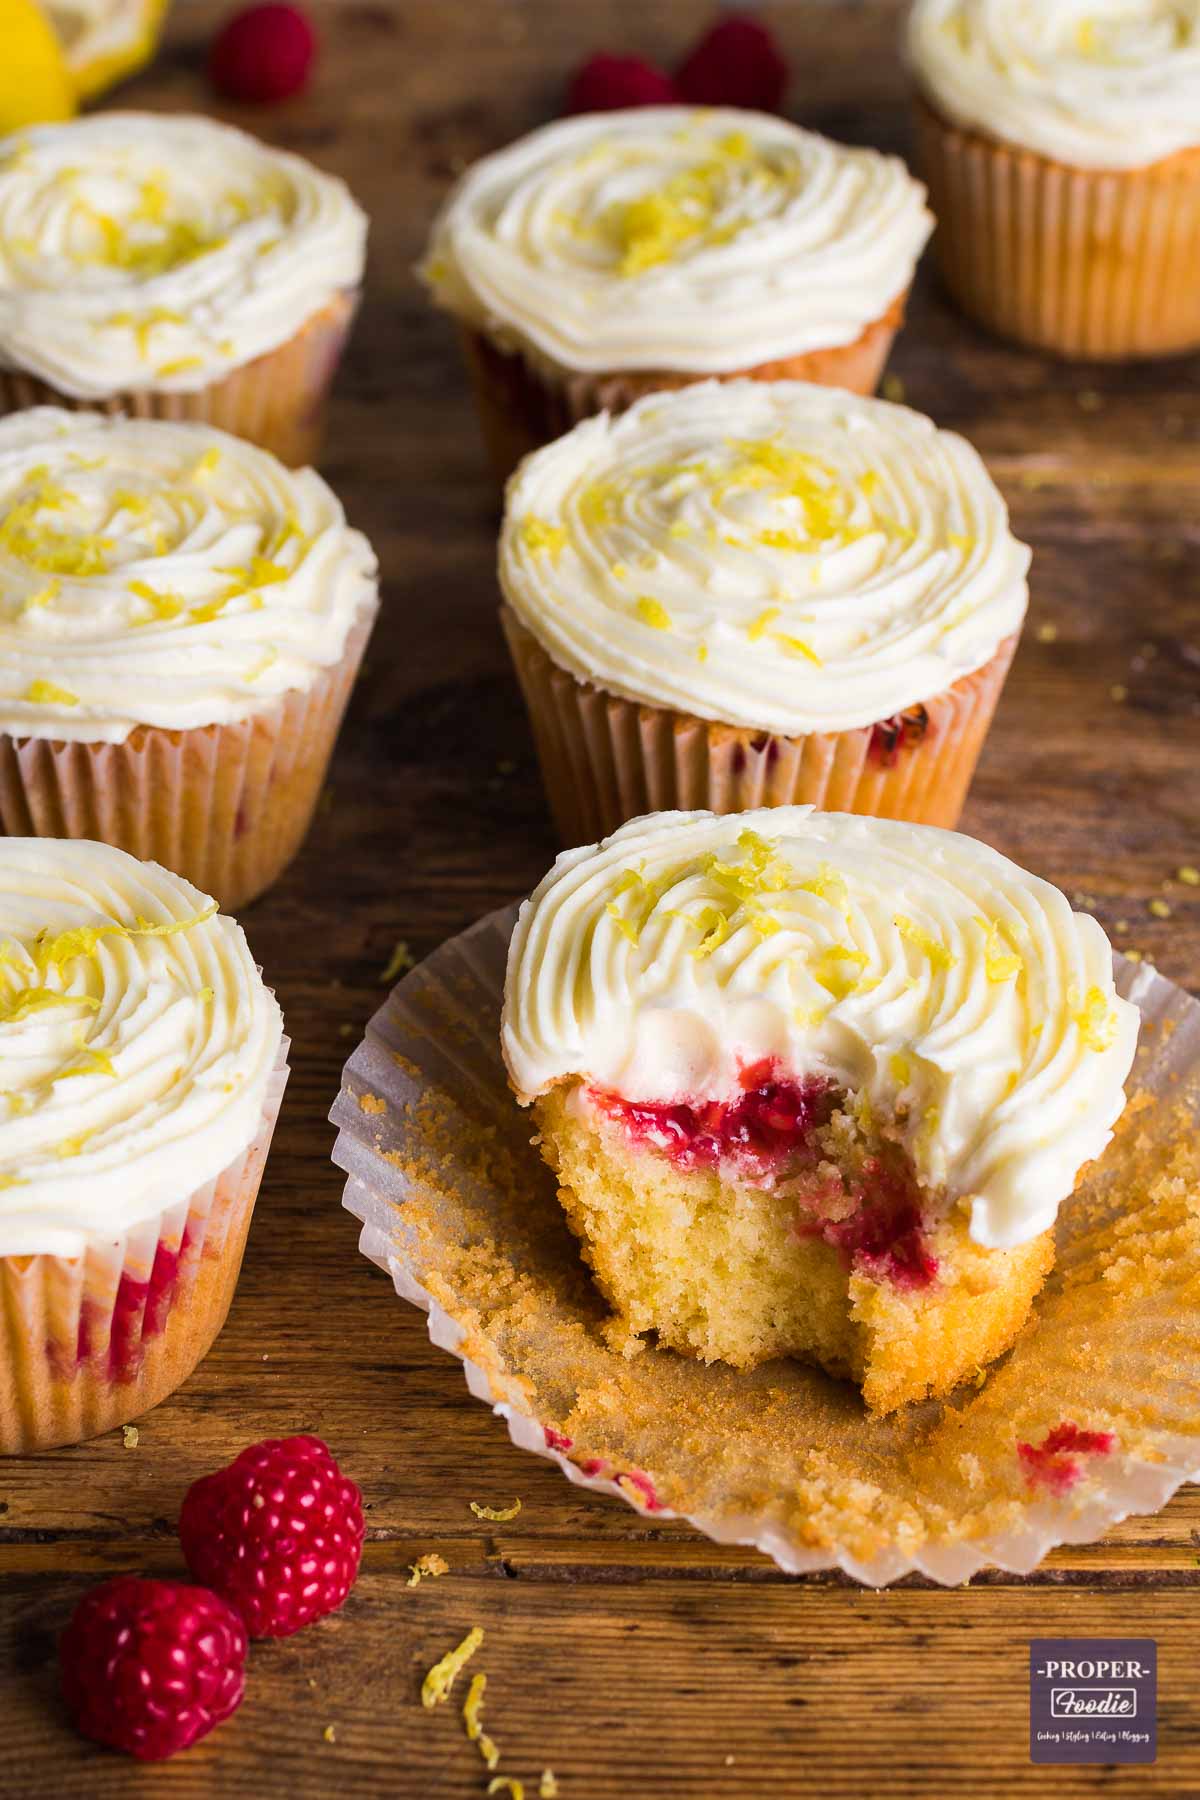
(0, 112, 366, 396)
(502, 808, 1139, 1249)
(0, 408, 377, 744)
(500, 380, 1029, 735)
(0, 838, 283, 1257)
(422, 107, 932, 372)
(909, 0, 1200, 169)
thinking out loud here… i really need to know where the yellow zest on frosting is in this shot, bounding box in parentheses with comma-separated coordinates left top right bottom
(26, 680, 78, 706)
(1072, 984, 1119, 1053)
(421, 1627, 484, 1710)
(636, 596, 672, 631)
(976, 916, 1023, 982)
(811, 942, 869, 999)
(519, 517, 567, 558)
(894, 914, 957, 972)
(746, 606, 779, 642)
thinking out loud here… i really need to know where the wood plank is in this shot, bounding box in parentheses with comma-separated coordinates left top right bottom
(4, 0, 1200, 1792)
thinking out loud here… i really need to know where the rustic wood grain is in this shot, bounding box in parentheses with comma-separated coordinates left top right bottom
(3, 1, 1200, 1794)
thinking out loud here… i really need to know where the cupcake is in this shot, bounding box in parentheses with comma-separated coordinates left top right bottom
(500, 379, 1028, 844)
(502, 808, 1139, 1414)
(45, 0, 169, 101)
(0, 407, 379, 909)
(907, 0, 1200, 358)
(422, 107, 933, 482)
(0, 837, 287, 1452)
(0, 112, 366, 464)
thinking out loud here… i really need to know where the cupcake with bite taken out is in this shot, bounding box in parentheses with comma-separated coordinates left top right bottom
(0, 112, 365, 465)
(502, 808, 1139, 1413)
(500, 378, 1028, 844)
(0, 837, 287, 1453)
(422, 107, 933, 483)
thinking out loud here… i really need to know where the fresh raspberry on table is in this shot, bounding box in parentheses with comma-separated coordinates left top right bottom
(565, 52, 677, 114)
(209, 3, 317, 104)
(675, 15, 789, 112)
(179, 1435, 365, 1638)
(60, 1577, 247, 1761)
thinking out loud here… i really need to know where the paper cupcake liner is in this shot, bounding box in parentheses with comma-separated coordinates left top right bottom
(1, 1040, 289, 1453)
(0, 602, 376, 912)
(502, 606, 1017, 844)
(459, 290, 908, 487)
(0, 290, 359, 468)
(331, 908, 1200, 1588)
(914, 98, 1200, 359)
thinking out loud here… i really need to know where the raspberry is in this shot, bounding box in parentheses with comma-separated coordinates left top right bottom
(179, 1435, 364, 1638)
(565, 53, 677, 115)
(209, 3, 316, 104)
(60, 1577, 246, 1761)
(675, 15, 789, 112)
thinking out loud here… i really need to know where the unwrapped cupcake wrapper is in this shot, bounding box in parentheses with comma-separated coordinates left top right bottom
(0, 601, 376, 912)
(1, 1041, 289, 1453)
(459, 290, 907, 487)
(914, 98, 1200, 359)
(332, 906, 1200, 1588)
(0, 290, 359, 468)
(503, 606, 1017, 844)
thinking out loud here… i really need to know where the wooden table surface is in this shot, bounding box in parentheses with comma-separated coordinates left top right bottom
(5, 2, 1200, 1794)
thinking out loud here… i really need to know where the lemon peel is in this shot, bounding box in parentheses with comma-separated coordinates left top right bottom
(894, 914, 957, 971)
(463, 1672, 500, 1770)
(635, 596, 671, 631)
(422, 1626, 484, 1709)
(469, 1498, 522, 1522)
(407, 1552, 449, 1588)
(520, 517, 567, 558)
(1072, 984, 1119, 1053)
(0, 0, 75, 130)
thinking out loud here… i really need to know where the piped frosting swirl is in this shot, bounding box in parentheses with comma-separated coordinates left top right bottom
(908, 0, 1200, 169)
(423, 107, 932, 372)
(0, 838, 283, 1257)
(0, 112, 366, 395)
(500, 380, 1029, 735)
(502, 808, 1139, 1249)
(0, 408, 377, 743)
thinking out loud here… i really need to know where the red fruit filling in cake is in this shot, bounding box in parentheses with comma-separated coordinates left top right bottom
(868, 704, 932, 767)
(590, 1060, 938, 1293)
(1018, 1422, 1116, 1495)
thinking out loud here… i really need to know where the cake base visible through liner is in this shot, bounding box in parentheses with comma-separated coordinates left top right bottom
(534, 1069, 1054, 1414)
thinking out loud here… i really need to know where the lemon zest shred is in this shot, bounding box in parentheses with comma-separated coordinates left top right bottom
(487, 1783, 525, 1800)
(635, 596, 672, 631)
(380, 939, 415, 983)
(26, 680, 78, 706)
(520, 517, 567, 558)
(975, 916, 1023, 982)
(810, 943, 869, 1000)
(469, 1498, 522, 1522)
(463, 1672, 501, 1770)
(894, 915, 957, 971)
(1072, 984, 1119, 1053)
(746, 606, 779, 642)
(422, 1627, 484, 1709)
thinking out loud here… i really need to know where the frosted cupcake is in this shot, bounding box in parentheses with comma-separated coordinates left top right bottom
(422, 107, 933, 482)
(908, 0, 1200, 358)
(0, 838, 287, 1452)
(0, 113, 366, 464)
(503, 808, 1139, 1413)
(45, 0, 169, 100)
(0, 407, 378, 909)
(500, 379, 1028, 843)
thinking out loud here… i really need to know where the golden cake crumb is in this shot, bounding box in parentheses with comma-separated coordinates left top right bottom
(121, 1424, 139, 1449)
(407, 1552, 449, 1588)
(358, 1093, 386, 1115)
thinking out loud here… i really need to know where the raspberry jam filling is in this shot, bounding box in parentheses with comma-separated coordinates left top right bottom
(1018, 1422, 1115, 1495)
(868, 704, 932, 768)
(591, 1060, 938, 1290)
(590, 1059, 836, 1176)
